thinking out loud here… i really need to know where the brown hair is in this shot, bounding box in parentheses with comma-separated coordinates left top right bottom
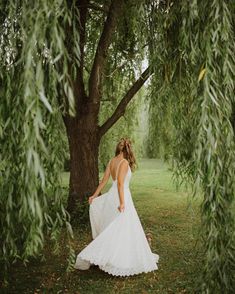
(115, 138, 136, 171)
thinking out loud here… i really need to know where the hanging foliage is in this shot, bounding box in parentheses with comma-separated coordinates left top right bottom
(182, 1, 235, 292)
(0, 0, 80, 276)
(147, 0, 235, 292)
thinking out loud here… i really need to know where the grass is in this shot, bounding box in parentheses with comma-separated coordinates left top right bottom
(3, 159, 203, 294)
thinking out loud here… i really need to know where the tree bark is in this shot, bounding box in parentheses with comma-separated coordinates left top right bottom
(65, 114, 100, 220)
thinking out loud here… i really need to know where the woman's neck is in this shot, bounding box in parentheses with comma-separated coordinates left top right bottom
(116, 152, 124, 159)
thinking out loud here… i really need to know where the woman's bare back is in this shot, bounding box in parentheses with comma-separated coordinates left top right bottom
(109, 157, 128, 181)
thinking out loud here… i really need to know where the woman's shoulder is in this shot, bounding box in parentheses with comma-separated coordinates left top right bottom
(109, 157, 129, 166)
(122, 158, 129, 164)
(119, 158, 129, 168)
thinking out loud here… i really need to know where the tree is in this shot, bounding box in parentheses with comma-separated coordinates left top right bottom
(63, 0, 153, 218)
(1, 0, 235, 292)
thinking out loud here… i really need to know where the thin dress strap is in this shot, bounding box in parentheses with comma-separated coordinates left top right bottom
(107, 159, 112, 168)
(115, 158, 126, 180)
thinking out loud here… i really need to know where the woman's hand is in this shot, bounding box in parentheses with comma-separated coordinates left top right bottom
(118, 203, 125, 212)
(88, 195, 96, 204)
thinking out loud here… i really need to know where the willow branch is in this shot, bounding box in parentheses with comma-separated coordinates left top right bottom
(99, 66, 153, 137)
(88, 0, 124, 103)
(74, 0, 89, 100)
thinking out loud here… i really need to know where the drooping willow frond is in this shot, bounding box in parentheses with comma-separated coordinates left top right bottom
(182, 1, 235, 292)
(0, 0, 80, 275)
(147, 0, 235, 292)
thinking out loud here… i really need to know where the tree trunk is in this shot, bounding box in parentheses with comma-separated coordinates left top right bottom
(64, 114, 100, 221)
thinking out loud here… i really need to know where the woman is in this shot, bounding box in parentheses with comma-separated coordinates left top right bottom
(74, 138, 159, 276)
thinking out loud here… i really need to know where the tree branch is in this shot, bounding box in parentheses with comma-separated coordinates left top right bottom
(75, 0, 89, 100)
(88, 0, 124, 103)
(99, 66, 153, 137)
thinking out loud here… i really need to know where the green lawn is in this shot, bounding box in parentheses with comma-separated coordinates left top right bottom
(5, 159, 203, 294)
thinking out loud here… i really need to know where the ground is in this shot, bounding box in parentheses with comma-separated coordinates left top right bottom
(2, 159, 203, 294)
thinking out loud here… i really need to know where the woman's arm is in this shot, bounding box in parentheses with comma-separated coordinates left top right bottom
(88, 161, 111, 203)
(117, 160, 128, 212)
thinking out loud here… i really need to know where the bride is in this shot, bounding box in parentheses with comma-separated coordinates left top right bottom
(74, 138, 159, 276)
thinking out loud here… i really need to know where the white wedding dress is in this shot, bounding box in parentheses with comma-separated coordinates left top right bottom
(74, 159, 159, 276)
